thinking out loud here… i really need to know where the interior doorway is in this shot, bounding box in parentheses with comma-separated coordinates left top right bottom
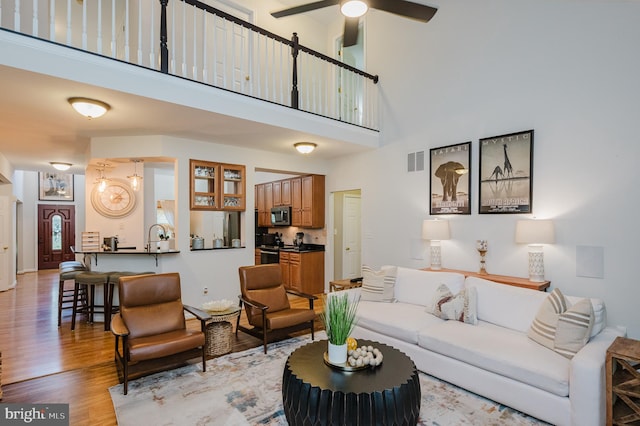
(38, 204, 76, 270)
(332, 189, 361, 280)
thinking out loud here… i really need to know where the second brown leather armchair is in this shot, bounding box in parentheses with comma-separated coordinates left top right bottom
(237, 264, 317, 353)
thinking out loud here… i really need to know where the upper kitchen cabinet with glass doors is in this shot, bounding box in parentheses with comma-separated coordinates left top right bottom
(190, 159, 245, 211)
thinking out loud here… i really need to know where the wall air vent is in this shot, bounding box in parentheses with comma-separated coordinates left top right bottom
(407, 151, 425, 172)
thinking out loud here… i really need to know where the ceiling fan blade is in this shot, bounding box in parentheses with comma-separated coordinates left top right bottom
(343, 17, 359, 47)
(369, 0, 437, 22)
(271, 0, 340, 18)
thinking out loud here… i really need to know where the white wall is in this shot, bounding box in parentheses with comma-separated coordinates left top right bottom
(87, 135, 329, 305)
(327, 0, 640, 338)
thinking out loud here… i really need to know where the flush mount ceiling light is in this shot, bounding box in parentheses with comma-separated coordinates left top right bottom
(294, 142, 317, 154)
(50, 162, 72, 171)
(68, 97, 111, 119)
(127, 159, 143, 192)
(341, 0, 368, 17)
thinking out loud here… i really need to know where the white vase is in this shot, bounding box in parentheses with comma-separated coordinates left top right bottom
(327, 342, 348, 364)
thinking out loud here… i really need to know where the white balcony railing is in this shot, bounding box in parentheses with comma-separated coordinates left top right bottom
(0, 0, 379, 130)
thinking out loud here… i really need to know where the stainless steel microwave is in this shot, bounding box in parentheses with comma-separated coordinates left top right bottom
(270, 206, 291, 226)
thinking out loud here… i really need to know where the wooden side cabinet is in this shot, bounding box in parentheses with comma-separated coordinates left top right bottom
(606, 336, 640, 425)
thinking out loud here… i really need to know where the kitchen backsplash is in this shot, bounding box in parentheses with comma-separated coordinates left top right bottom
(268, 227, 326, 246)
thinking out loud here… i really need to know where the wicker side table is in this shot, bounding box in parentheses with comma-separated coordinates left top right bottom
(204, 307, 241, 357)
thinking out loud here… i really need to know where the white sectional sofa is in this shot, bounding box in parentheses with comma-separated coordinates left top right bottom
(349, 267, 625, 426)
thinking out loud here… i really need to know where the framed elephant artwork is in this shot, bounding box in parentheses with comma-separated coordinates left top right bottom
(429, 141, 471, 215)
(479, 129, 534, 214)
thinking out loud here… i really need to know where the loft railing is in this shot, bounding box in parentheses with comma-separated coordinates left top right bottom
(0, 0, 380, 130)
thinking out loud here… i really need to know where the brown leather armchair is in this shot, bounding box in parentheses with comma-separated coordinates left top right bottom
(237, 264, 317, 353)
(110, 272, 211, 394)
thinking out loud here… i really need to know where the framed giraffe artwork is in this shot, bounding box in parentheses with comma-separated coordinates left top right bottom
(478, 129, 534, 214)
(429, 141, 471, 215)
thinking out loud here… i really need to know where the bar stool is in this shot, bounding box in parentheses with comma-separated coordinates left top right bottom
(58, 262, 88, 327)
(71, 271, 110, 331)
(105, 272, 154, 330)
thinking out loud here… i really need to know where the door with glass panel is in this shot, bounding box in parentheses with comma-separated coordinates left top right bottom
(38, 205, 76, 270)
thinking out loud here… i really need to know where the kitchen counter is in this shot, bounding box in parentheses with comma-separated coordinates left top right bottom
(275, 244, 325, 253)
(71, 246, 180, 267)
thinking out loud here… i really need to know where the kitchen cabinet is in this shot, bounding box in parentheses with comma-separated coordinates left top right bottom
(256, 182, 274, 227)
(272, 179, 291, 206)
(280, 250, 324, 294)
(256, 174, 324, 228)
(190, 159, 245, 211)
(254, 249, 261, 265)
(292, 175, 325, 228)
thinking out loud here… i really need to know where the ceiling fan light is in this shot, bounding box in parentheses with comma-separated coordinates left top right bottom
(294, 142, 317, 154)
(341, 0, 368, 18)
(68, 97, 111, 119)
(50, 162, 72, 171)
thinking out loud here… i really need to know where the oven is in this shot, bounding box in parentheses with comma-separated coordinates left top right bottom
(260, 248, 280, 264)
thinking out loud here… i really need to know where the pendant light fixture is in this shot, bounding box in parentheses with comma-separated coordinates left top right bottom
(127, 159, 143, 192)
(94, 163, 111, 193)
(294, 142, 317, 154)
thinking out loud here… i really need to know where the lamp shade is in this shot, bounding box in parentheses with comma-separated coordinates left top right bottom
(422, 219, 450, 241)
(515, 220, 555, 244)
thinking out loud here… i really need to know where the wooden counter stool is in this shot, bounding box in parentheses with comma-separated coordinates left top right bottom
(58, 262, 88, 327)
(71, 271, 110, 331)
(106, 272, 154, 330)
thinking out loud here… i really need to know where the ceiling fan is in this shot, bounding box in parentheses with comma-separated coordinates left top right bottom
(271, 0, 438, 47)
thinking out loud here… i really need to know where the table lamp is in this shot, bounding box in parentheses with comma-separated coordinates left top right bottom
(422, 219, 450, 270)
(515, 219, 555, 282)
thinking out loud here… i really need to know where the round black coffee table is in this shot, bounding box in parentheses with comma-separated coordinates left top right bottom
(282, 339, 421, 425)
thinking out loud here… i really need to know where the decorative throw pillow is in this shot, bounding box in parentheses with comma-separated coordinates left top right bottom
(426, 284, 478, 325)
(528, 288, 594, 359)
(360, 265, 397, 302)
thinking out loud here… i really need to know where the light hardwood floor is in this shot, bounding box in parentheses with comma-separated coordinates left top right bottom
(0, 270, 324, 425)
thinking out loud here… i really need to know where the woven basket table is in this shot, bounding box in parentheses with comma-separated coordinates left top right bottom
(204, 307, 241, 357)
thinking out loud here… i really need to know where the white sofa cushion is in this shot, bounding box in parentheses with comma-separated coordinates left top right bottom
(426, 284, 478, 325)
(394, 267, 465, 307)
(464, 276, 549, 333)
(528, 288, 594, 359)
(418, 320, 571, 397)
(355, 300, 444, 344)
(567, 295, 606, 337)
(360, 265, 397, 302)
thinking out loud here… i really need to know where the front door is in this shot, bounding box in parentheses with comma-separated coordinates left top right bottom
(38, 204, 75, 270)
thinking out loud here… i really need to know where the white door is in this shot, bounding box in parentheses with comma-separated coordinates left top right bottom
(0, 195, 10, 291)
(208, 0, 252, 94)
(342, 194, 361, 279)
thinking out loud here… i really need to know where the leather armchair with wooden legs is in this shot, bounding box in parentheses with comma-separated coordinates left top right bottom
(237, 264, 317, 354)
(110, 272, 211, 395)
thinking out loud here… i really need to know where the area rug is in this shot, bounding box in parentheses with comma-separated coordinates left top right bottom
(110, 332, 547, 425)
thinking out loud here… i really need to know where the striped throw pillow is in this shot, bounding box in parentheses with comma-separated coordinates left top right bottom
(528, 288, 594, 359)
(360, 265, 397, 302)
